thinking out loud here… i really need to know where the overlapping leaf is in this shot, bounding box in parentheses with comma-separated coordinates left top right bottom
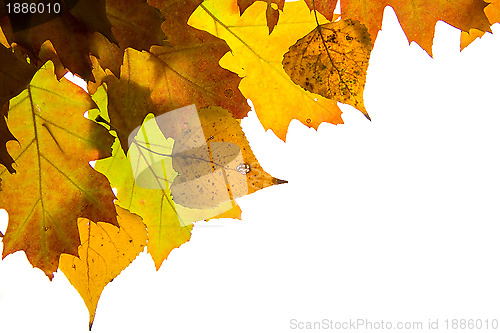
(59, 205, 147, 329)
(189, 0, 344, 141)
(0, 62, 117, 279)
(93, 82, 280, 268)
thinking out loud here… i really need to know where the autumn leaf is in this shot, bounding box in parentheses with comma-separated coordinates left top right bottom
(147, 0, 249, 119)
(340, 0, 491, 55)
(303, 0, 337, 21)
(95, 139, 194, 271)
(461, 0, 500, 49)
(104, 47, 247, 154)
(88, 0, 167, 93)
(238, 0, 285, 33)
(0, 0, 118, 80)
(59, 205, 147, 330)
(91, 88, 233, 270)
(161, 105, 286, 209)
(282, 19, 372, 119)
(68, 0, 117, 45)
(91, 82, 280, 268)
(0, 61, 117, 279)
(0, 43, 36, 172)
(189, 0, 344, 141)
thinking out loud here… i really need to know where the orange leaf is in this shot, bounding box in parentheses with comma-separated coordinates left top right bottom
(341, 0, 491, 55)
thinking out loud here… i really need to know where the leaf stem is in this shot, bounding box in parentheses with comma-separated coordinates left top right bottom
(312, 0, 320, 27)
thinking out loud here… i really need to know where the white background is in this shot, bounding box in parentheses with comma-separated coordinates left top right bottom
(1, 7, 500, 333)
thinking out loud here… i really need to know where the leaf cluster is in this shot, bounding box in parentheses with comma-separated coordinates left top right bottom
(0, 0, 497, 329)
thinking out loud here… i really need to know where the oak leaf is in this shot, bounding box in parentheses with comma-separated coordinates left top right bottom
(59, 205, 147, 330)
(0, 61, 117, 279)
(189, 0, 344, 141)
(283, 19, 372, 119)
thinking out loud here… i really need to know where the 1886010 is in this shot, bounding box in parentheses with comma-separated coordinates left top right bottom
(5, 2, 61, 14)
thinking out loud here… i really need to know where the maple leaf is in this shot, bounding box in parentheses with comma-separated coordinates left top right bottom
(238, 0, 285, 33)
(0, 43, 36, 172)
(59, 205, 147, 330)
(189, 0, 344, 141)
(0, 61, 117, 279)
(460, 0, 500, 49)
(104, 46, 247, 154)
(283, 19, 372, 119)
(340, 0, 491, 55)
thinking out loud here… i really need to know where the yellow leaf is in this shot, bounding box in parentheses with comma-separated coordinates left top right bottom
(189, 0, 344, 141)
(282, 19, 372, 119)
(59, 205, 147, 330)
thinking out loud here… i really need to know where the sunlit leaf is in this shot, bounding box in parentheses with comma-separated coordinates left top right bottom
(189, 0, 344, 141)
(0, 61, 117, 279)
(59, 205, 147, 330)
(283, 19, 372, 119)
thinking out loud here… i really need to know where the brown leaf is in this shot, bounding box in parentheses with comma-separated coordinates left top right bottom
(238, 0, 285, 33)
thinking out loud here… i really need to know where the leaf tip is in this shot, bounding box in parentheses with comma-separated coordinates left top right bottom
(274, 178, 288, 185)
